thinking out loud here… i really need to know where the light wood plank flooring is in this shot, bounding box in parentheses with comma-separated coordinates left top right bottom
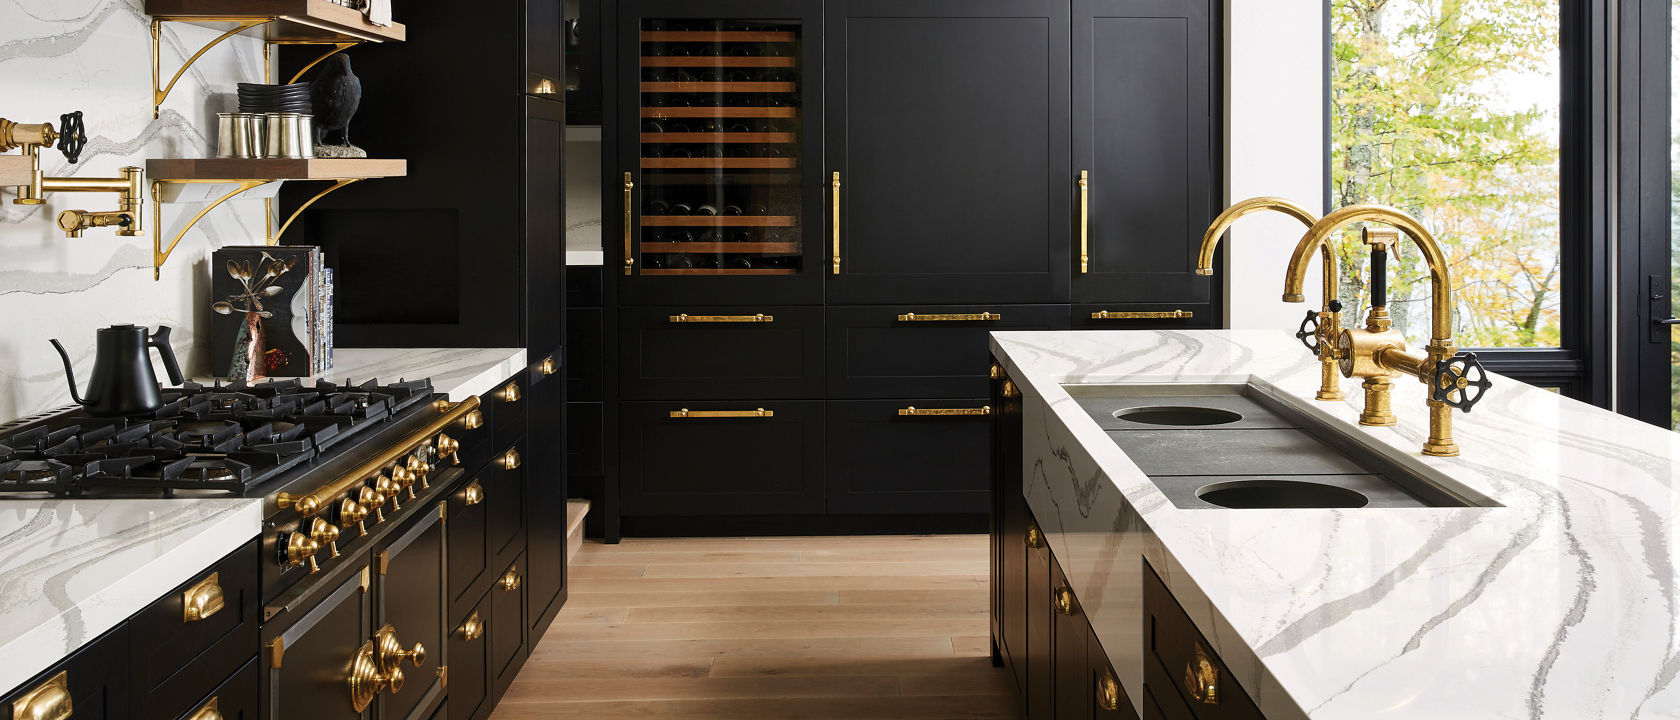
(493, 534, 1020, 719)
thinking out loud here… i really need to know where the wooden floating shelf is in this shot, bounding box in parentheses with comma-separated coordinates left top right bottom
(643, 56, 796, 68)
(643, 215, 795, 227)
(642, 82, 795, 93)
(147, 157, 407, 181)
(0, 156, 30, 187)
(641, 242, 800, 254)
(145, 0, 406, 42)
(642, 267, 798, 276)
(643, 132, 796, 143)
(642, 107, 798, 118)
(641, 30, 796, 42)
(642, 157, 795, 169)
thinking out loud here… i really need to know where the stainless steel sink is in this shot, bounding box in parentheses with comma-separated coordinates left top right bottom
(1062, 383, 1498, 510)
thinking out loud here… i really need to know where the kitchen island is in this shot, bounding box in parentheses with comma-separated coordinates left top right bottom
(989, 329, 1680, 719)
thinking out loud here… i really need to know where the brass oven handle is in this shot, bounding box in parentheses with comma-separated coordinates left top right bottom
(1097, 669, 1121, 711)
(1078, 170, 1089, 274)
(895, 312, 1000, 322)
(897, 406, 991, 417)
(11, 670, 71, 720)
(668, 313, 773, 323)
(183, 572, 224, 622)
(280, 395, 481, 517)
(500, 448, 521, 470)
(462, 612, 486, 641)
(501, 568, 522, 591)
(669, 408, 774, 419)
(187, 697, 222, 720)
(1184, 643, 1220, 705)
(501, 381, 522, 403)
(831, 171, 841, 274)
(1054, 586, 1076, 616)
(463, 480, 485, 506)
(349, 640, 403, 712)
(622, 171, 635, 276)
(1090, 310, 1195, 320)
(1024, 522, 1044, 549)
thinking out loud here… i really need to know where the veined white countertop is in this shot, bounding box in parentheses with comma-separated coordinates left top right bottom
(298, 347, 526, 401)
(990, 329, 1680, 719)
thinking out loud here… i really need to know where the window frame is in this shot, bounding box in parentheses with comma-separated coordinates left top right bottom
(1616, 0, 1673, 425)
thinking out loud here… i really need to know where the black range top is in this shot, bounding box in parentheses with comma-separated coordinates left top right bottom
(0, 377, 434, 498)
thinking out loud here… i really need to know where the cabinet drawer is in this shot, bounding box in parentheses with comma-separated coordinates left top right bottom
(131, 539, 259, 719)
(447, 596, 493, 720)
(1053, 556, 1090, 719)
(566, 307, 604, 401)
(1072, 304, 1214, 330)
(619, 400, 824, 516)
(826, 399, 990, 514)
(489, 554, 528, 703)
(486, 439, 528, 567)
(487, 371, 530, 453)
(447, 473, 493, 622)
(826, 305, 1065, 398)
(566, 402, 604, 476)
(619, 307, 823, 400)
(1144, 561, 1261, 720)
(2, 624, 128, 720)
(172, 657, 258, 720)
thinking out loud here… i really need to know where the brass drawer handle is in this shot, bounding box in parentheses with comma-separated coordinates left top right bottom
(463, 480, 484, 506)
(1184, 643, 1220, 705)
(896, 312, 1000, 322)
(502, 568, 522, 591)
(539, 356, 558, 375)
(669, 408, 774, 419)
(897, 406, 991, 417)
(1001, 380, 1020, 398)
(462, 611, 486, 641)
(1089, 310, 1195, 320)
(622, 172, 634, 275)
(831, 171, 841, 274)
(1054, 586, 1076, 616)
(1024, 523, 1044, 549)
(350, 640, 402, 712)
(464, 408, 485, 429)
(12, 670, 71, 720)
(668, 313, 773, 323)
(183, 571, 224, 622)
(1097, 669, 1121, 711)
(1078, 170, 1089, 274)
(375, 624, 427, 673)
(500, 448, 521, 470)
(187, 697, 222, 720)
(500, 381, 522, 403)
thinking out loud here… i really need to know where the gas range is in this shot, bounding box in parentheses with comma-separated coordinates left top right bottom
(0, 377, 434, 499)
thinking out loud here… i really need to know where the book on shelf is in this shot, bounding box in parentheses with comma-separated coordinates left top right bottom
(209, 245, 336, 381)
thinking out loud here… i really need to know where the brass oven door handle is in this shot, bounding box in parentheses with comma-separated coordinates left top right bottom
(1089, 310, 1195, 320)
(668, 313, 773, 323)
(11, 671, 71, 720)
(183, 571, 225, 622)
(895, 312, 1000, 322)
(1078, 170, 1089, 274)
(831, 171, 841, 274)
(350, 640, 403, 712)
(622, 171, 635, 276)
(897, 406, 991, 417)
(669, 408, 774, 419)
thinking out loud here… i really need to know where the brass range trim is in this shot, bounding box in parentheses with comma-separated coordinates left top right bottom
(897, 406, 991, 417)
(668, 313, 773, 323)
(896, 312, 1000, 322)
(278, 395, 482, 518)
(1089, 310, 1194, 320)
(669, 408, 774, 419)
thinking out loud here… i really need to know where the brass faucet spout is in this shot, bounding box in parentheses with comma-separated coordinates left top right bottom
(1284, 204, 1452, 343)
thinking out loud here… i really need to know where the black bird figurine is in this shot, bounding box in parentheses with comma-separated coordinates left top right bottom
(310, 54, 363, 156)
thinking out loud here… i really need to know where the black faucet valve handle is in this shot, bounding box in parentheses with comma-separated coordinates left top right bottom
(1295, 309, 1322, 355)
(57, 111, 85, 164)
(1431, 351, 1492, 412)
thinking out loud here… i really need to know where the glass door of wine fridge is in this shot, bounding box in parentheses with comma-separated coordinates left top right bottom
(615, 0, 824, 306)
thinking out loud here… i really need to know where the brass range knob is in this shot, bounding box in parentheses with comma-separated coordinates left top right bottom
(349, 640, 403, 712)
(337, 497, 368, 534)
(310, 518, 341, 559)
(357, 485, 387, 524)
(406, 453, 432, 491)
(285, 531, 320, 574)
(463, 480, 484, 506)
(392, 465, 418, 501)
(376, 473, 403, 511)
(375, 625, 427, 672)
(461, 611, 485, 641)
(436, 433, 461, 465)
(501, 568, 522, 592)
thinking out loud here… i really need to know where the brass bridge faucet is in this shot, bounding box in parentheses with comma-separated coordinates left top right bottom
(1197, 197, 1344, 401)
(1283, 204, 1491, 457)
(1, 111, 144, 238)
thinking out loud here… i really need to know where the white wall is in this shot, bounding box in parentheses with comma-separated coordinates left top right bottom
(1221, 0, 1327, 330)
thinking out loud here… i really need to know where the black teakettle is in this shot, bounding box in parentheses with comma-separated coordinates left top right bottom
(50, 324, 185, 417)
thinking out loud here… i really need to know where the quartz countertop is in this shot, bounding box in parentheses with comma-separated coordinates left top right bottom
(0, 499, 264, 694)
(990, 329, 1680, 719)
(299, 347, 526, 401)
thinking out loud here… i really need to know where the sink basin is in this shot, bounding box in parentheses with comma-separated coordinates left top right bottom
(1062, 383, 1498, 510)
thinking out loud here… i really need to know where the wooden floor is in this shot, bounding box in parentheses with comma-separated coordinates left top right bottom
(493, 534, 1021, 719)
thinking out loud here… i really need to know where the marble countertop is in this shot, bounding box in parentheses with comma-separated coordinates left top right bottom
(0, 499, 264, 694)
(250, 347, 525, 401)
(990, 329, 1680, 719)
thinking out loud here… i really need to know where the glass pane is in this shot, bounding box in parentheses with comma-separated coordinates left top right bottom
(637, 19, 803, 276)
(1330, 3, 1560, 348)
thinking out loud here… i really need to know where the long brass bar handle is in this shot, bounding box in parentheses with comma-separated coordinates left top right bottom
(1078, 170, 1089, 274)
(831, 171, 841, 274)
(1089, 310, 1195, 320)
(622, 172, 635, 276)
(668, 313, 774, 323)
(669, 408, 774, 419)
(896, 312, 1000, 322)
(897, 406, 991, 417)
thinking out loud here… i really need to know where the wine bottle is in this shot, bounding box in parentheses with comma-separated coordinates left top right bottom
(694, 203, 720, 216)
(668, 254, 697, 269)
(697, 255, 722, 269)
(727, 70, 753, 82)
(642, 120, 665, 133)
(643, 254, 666, 269)
(749, 203, 770, 215)
(668, 45, 694, 57)
(645, 199, 671, 215)
(644, 145, 666, 159)
(728, 257, 754, 269)
(697, 229, 721, 243)
(727, 121, 753, 132)
(700, 119, 722, 133)
(701, 145, 724, 158)
(667, 146, 694, 158)
(693, 93, 721, 107)
(726, 145, 752, 158)
(698, 69, 723, 83)
(723, 204, 745, 216)
(726, 229, 752, 243)
(670, 202, 694, 215)
(666, 228, 695, 243)
(728, 44, 760, 57)
(673, 69, 699, 83)
(667, 121, 692, 133)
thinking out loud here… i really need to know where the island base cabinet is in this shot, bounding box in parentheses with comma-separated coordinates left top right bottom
(447, 595, 494, 720)
(489, 554, 529, 704)
(1144, 561, 1263, 720)
(180, 658, 259, 720)
(1092, 637, 1138, 720)
(1, 624, 129, 720)
(1026, 533, 1053, 719)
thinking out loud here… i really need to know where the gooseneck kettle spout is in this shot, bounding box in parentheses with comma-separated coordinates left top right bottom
(49, 324, 184, 417)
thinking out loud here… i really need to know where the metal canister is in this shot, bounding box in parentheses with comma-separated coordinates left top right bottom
(215, 113, 238, 158)
(232, 113, 264, 158)
(264, 113, 315, 159)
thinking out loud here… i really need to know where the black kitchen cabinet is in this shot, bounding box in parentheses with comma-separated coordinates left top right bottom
(1053, 557, 1090, 719)
(489, 373, 531, 457)
(826, 306, 1066, 399)
(487, 440, 530, 569)
(618, 306, 824, 400)
(526, 95, 569, 355)
(566, 0, 604, 124)
(130, 540, 258, 719)
(1092, 635, 1138, 720)
(1071, 0, 1217, 305)
(1026, 521, 1054, 719)
(489, 554, 530, 703)
(2, 625, 128, 720)
(448, 600, 493, 720)
(992, 368, 1028, 698)
(1144, 560, 1263, 720)
(826, 399, 992, 515)
(181, 658, 260, 720)
(824, 0, 1070, 305)
(526, 353, 570, 641)
(527, 0, 565, 96)
(375, 508, 446, 720)
(447, 470, 494, 625)
(618, 399, 825, 516)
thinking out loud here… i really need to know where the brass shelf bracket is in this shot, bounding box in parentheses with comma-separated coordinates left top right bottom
(151, 178, 274, 280)
(151, 18, 270, 119)
(282, 42, 359, 84)
(270, 178, 360, 243)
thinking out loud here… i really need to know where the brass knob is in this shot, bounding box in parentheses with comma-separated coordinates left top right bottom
(1054, 586, 1075, 616)
(500, 448, 521, 470)
(187, 697, 223, 720)
(182, 572, 224, 622)
(358, 486, 387, 524)
(501, 568, 522, 591)
(436, 432, 461, 465)
(539, 356, 557, 375)
(406, 454, 432, 491)
(1024, 523, 1044, 549)
(377, 473, 402, 511)
(1097, 670, 1121, 711)
(338, 497, 368, 533)
(501, 381, 522, 403)
(1184, 643, 1220, 705)
(463, 409, 485, 429)
(310, 518, 341, 559)
(285, 532, 320, 573)
(392, 465, 417, 500)
(12, 670, 71, 720)
(376, 625, 427, 671)
(463, 480, 484, 506)
(349, 641, 403, 712)
(461, 612, 485, 641)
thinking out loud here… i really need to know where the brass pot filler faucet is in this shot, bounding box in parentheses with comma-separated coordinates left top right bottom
(1198, 199, 1491, 457)
(0, 111, 144, 238)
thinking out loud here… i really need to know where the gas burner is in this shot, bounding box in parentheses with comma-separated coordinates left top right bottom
(0, 459, 72, 491)
(170, 420, 245, 451)
(184, 458, 239, 481)
(187, 392, 265, 414)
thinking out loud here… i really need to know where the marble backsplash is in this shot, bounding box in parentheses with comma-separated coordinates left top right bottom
(0, 0, 268, 421)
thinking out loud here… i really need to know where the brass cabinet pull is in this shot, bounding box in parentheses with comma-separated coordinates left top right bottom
(989, 363, 1004, 380)
(12, 670, 71, 720)
(463, 408, 486, 429)
(669, 408, 774, 419)
(1001, 380, 1020, 398)
(622, 172, 635, 275)
(375, 624, 426, 673)
(349, 640, 403, 712)
(895, 312, 1000, 322)
(1053, 586, 1076, 616)
(1024, 522, 1044, 549)
(461, 612, 486, 641)
(501, 568, 522, 591)
(182, 571, 224, 622)
(830, 171, 841, 274)
(463, 480, 484, 506)
(1089, 310, 1195, 320)
(500, 381, 522, 403)
(500, 448, 521, 470)
(1097, 670, 1121, 711)
(187, 697, 222, 720)
(668, 313, 773, 323)
(1078, 170, 1090, 274)
(539, 356, 557, 375)
(897, 406, 991, 417)
(1184, 643, 1220, 705)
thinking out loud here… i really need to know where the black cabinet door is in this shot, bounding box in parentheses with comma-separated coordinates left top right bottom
(825, 0, 1070, 305)
(447, 472, 493, 624)
(827, 305, 1066, 399)
(618, 306, 824, 400)
(993, 369, 1028, 698)
(619, 400, 824, 516)
(1090, 631, 1139, 720)
(131, 540, 259, 720)
(526, 369, 569, 641)
(526, 95, 567, 354)
(826, 399, 992, 515)
(525, 0, 564, 96)
(447, 598, 493, 720)
(1052, 557, 1090, 719)
(375, 508, 446, 720)
(264, 566, 369, 720)
(1071, 0, 1216, 305)
(486, 439, 529, 569)
(179, 657, 259, 720)
(490, 554, 529, 703)
(489, 372, 531, 457)
(1026, 536, 1053, 719)
(2, 624, 128, 720)
(566, 306, 604, 402)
